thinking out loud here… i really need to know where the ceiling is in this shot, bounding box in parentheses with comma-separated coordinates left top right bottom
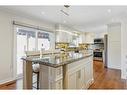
(1, 6, 127, 32)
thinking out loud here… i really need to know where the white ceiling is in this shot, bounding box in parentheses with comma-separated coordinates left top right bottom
(1, 6, 127, 32)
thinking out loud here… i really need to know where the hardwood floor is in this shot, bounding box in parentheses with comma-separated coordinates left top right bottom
(89, 61, 127, 89)
(0, 61, 127, 89)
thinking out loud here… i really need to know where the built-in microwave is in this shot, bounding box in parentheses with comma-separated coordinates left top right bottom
(94, 38, 104, 44)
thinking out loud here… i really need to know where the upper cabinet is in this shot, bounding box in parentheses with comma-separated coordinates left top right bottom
(85, 32, 94, 44)
(55, 24, 71, 43)
(56, 31, 68, 42)
(55, 24, 79, 45)
(55, 30, 74, 43)
(82, 32, 107, 44)
(55, 24, 107, 44)
(94, 32, 107, 39)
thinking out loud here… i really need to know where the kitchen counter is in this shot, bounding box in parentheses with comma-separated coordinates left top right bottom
(22, 50, 94, 89)
(22, 51, 93, 68)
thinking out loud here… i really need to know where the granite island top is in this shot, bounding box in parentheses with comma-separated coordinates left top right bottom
(22, 51, 93, 68)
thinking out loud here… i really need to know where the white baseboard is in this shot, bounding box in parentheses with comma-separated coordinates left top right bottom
(107, 65, 121, 70)
(0, 77, 16, 85)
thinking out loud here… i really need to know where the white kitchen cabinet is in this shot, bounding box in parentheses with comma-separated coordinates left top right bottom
(85, 32, 94, 43)
(55, 79, 63, 89)
(55, 24, 74, 43)
(39, 54, 93, 89)
(39, 65, 63, 89)
(80, 33, 85, 43)
(94, 32, 107, 39)
(68, 72, 77, 89)
(56, 31, 73, 43)
(84, 61, 93, 88)
(76, 69, 85, 89)
(50, 79, 63, 89)
(65, 56, 93, 89)
(67, 69, 84, 89)
(56, 31, 68, 42)
(84, 32, 107, 43)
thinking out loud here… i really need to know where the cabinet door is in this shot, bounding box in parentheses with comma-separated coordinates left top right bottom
(68, 69, 85, 89)
(68, 72, 77, 89)
(76, 69, 84, 89)
(55, 79, 63, 89)
(85, 61, 93, 87)
(85, 33, 94, 43)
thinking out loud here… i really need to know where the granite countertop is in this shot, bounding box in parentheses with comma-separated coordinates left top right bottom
(22, 51, 93, 68)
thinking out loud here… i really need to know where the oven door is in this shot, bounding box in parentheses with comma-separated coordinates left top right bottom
(94, 51, 103, 61)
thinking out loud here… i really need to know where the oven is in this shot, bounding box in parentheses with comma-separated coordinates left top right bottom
(93, 51, 103, 61)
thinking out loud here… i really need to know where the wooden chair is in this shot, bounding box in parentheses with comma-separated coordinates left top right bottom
(25, 51, 40, 89)
(25, 50, 60, 89)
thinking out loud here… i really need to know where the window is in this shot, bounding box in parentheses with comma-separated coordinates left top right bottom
(17, 28, 36, 76)
(16, 26, 54, 77)
(37, 31, 50, 50)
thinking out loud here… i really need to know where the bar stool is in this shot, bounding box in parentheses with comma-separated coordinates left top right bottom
(32, 63, 40, 89)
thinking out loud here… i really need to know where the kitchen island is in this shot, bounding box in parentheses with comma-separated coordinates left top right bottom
(22, 50, 94, 89)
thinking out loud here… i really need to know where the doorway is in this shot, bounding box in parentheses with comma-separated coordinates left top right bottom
(16, 26, 36, 78)
(14, 25, 52, 79)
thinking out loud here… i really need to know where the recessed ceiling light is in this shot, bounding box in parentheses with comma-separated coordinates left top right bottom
(107, 9, 111, 13)
(41, 12, 45, 15)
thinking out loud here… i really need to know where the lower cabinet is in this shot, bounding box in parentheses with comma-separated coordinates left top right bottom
(76, 70, 83, 89)
(68, 68, 86, 89)
(68, 72, 77, 89)
(50, 79, 63, 89)
(84, 61, 93, 88)
(39, 56, 93, 89)
(66, 57, 93, 89)
(39, 65, 63, 89)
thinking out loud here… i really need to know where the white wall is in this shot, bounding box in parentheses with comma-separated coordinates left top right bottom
(105, 17, 127, 79)
(0, 11, 14, 84)
(0, 10, 55, 84)
(121, 21, 127, 79)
